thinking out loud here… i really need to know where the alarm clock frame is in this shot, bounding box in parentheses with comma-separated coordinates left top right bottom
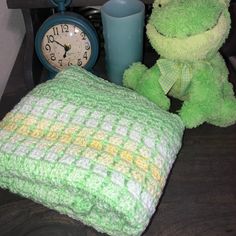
(35, 12, 99, 74)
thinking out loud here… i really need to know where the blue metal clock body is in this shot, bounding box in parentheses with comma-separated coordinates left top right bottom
(35, 11, 99, 75)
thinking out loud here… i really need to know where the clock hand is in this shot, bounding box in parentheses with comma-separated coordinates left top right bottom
(54, 40, 65, 48)
(53, 39, 68, 58)
(63, 44, 71, 58)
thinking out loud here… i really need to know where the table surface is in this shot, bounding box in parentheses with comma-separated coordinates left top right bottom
(0, 124, 236, 236)
(0, 41, 236, 236)
(1, 1, 236, 233)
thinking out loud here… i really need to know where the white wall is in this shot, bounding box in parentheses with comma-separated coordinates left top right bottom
(0, 1, 25, 99)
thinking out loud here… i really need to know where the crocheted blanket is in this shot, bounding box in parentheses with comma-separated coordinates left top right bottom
(0, 67, 184, 236)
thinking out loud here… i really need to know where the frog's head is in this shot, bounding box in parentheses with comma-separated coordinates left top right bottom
(147, 0, 231, 61)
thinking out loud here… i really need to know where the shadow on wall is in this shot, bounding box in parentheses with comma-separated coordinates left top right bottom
(0, 1, 25, 99)
(7, 9, 25, 36)
(222, 3, 236, 57)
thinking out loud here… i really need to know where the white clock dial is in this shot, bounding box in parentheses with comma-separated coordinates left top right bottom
(41, 24, 92, 70)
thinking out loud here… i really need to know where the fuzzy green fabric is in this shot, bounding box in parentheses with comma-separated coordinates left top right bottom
(147, 2, 230, 61)
(153, 0, 223, 38)
(123, 0, 236, 128)
(0, 66, 184, 236)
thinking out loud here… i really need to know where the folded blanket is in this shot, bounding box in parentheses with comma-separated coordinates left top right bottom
(0, 66, 184, 236)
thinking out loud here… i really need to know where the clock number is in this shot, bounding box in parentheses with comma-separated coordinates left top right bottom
(61, 24, 69, 33)
(80, 32, 86, 40)
(50, 53, 56, 61)
(45, 44, 51, 52)
(47, 35, 54, 43)
(77, 59, 82, 66)
(85, 42, 90, 50)
(58, 59, 63, 67)
(53, 27, 59, 36)
(74, 26, 79, 34)
(68, 61, 73, 66)
(83, 51, 88, 60)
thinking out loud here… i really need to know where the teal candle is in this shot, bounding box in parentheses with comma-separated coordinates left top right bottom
(101, 0, 145, 85)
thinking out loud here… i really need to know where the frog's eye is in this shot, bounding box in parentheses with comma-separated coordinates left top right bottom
(153, 0, 171, 9)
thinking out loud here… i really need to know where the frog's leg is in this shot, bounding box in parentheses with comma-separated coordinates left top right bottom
(123, 62, 148, 89)
(209, 81, 236, 127)
(206, 54, 236, 126)
(223, 80, 235, 99)
(179, 68, 236, 128)
(124, 63, 170, 110)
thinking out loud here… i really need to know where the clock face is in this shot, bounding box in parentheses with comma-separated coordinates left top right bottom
(41, 23, 92, 70)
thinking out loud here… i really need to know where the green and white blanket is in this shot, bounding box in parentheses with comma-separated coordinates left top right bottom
(0, 67, 184, 236)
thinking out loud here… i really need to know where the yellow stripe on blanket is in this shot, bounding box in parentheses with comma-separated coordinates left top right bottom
(1, 112, 164, 185)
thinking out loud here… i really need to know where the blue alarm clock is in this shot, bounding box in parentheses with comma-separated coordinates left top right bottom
(35, 0, 99, 75)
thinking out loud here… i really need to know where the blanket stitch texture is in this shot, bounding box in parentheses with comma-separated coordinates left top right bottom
(0, 66, 184, 236)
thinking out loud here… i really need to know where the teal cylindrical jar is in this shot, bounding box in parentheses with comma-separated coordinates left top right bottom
(101, 0, 145, 85)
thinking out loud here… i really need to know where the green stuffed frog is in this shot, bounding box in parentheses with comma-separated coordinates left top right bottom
(123, 0, 236, 128)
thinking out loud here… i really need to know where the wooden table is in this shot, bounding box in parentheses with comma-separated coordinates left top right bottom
(1, 48, 236, 236)
(1, 94, 236, 236)
(3, 1, 236, 235)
